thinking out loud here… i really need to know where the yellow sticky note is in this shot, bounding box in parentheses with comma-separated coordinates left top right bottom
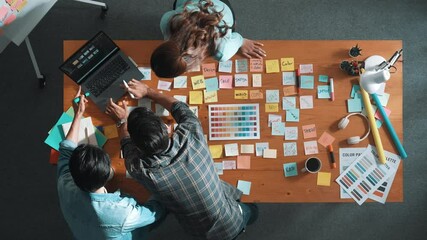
(191, 75, 205, 90)
(265, 103, 279, 112)
(103, 125, 118, 139)
(204, 90, 218, 103)
(234, 90, 248, 99)
(189, 91, 203, 104)
(281, 57, 295, 71)
(317, 172, 331, 186)
(265, 59, 280, 73)
(209, 145, 223, 159)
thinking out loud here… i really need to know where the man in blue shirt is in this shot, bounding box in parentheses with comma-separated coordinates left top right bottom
(57, 87, 166, 239)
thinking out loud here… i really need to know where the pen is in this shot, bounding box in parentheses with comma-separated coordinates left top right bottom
(85, 127, 90, 144)
(328, 144, 336, 169)
(73, 92, 90, 103)
(295, 68, 301, 95)
(122, 80, 136, 99)
(329, 77, 335, 101)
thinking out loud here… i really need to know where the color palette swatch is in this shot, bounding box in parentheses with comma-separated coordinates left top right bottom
(208, 104, 260, 140)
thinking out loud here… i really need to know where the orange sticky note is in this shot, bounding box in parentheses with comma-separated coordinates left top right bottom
(237, 155, 251, 169)
(280, 57, 295, 71)
(209, 145, 223, 159)
(189, 91, 203, 104)
(250, 90, 264, 99)
(234, 90, 248, 99)
(250, 58, 264, 72)
(191, 75, 205, 90)
(202, 63, 216, 77)
(265, 59, 280, 73)
(49, 149, 60, 165)
(265, 103, 279, 112)
(302, 124, 317, 139)
(317, 172, 331, 186)
(317, 131, 335, 147)
(103, 125, 118, 139)
(283, 86, 297, 96)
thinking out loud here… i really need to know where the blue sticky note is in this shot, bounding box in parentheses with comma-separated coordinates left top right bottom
(347, 98, 362, 112)
(283, 162, 298, 177)
(319, 75, 329, 83)
(317, 85, 331, 99)
(300, 75, 314, 89)
(266, 89, 280, 103)
(205, 77, 219, 92)
(282, 97, 296, 109)
(235, 59, 249, 73)
(351, 85, 361, 98)
(237, 180, 252, 195)
(376, 119, 383, 128)
(44, 112, 73, 150)
(286, 109, 300, 122)
(272, 122, 286, 136)
(255, 142, 269, 156)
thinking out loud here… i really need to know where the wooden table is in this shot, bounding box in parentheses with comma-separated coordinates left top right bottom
(64, 40, 403, 203)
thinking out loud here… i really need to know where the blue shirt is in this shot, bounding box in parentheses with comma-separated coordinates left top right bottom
(160, 0, 243, 62)
(57, 140, 165, 240)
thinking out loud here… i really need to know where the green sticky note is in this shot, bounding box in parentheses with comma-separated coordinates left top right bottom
(44, 112, 73, 150)
(300, 75, 314, 89)
(286, 109, 300, 122)
(317, 85, 331, 99)
(319, 75, 329, 83)
(347, 98, 362, 112)
(283, 162, 298, 177)
(237, 180, 252, 195)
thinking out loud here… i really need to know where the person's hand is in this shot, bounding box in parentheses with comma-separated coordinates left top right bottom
(239, 39, 266, 59)
(73, 86, 88, 118)
(105, 98, 128, 122)
(126, 79, 150, 99)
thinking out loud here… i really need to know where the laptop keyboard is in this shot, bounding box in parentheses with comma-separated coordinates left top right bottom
(86, 56, 130, 97)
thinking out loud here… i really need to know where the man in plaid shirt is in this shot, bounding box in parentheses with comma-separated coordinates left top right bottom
(106, 79, 258, 240)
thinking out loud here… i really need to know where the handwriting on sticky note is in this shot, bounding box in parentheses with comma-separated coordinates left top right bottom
(317, 172, 331, 186)
(284, 142, 297, 156)
(281, 58, 295, 71)
(214, 162, 223, 175)
(265, 59, 280, 73)
(157, 80, 172, 91)
(173, 76, 187, 88)
(209, 145, 223, 159)
(256, 142, 269, 156)
(317, 85, 331, 99)
(250, 90, 264, 99)
(223, 160, 236, 170)
(189, 91, 203, 104)
(268, 114, 282, 127)
(263, 149, 277, 159)
(0, 6, 9, 22)
(300, 75, 314, 89)
(285, 127, 298, 140)
(266, 90, 280, 103)
(300, 95, 313, 109)
(234, 74, 249, 87)
(191, 75, 205, 90)
(237, 155, 251, 169)
(138, 67, 152, 80)
(282, 97, 296, 110)
(225, 143, 239, 156)
(235, 59, 249, 73)
(317, 131, 335, 147)
(319, 75, 329, 83)
(218, 60, 232, 73)
(271, 122, 285, 136)
(299, 64, 313, 74)
(204, 90, 218, 103)
(250, 58, 264, 72)
(234, 90, 248, 99)
(205, 77, 219, 92)
(304, 141, 319, 155)
(283, 86, 297, 96)
(237, 180, 251, 195)
(286, 109, 300, 122)
(283, 162, 298, 177)
(241, 144, 255, 154)
(282, 71, 296, 85)
(219, 75, 233, 89)
(265, 103, 279, 112)
(302, 124, 317, 139)
(252, 74, 262, 87)
(202, 63, 216, 77)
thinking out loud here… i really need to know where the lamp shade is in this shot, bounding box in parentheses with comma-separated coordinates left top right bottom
(360, 55, 391, 94)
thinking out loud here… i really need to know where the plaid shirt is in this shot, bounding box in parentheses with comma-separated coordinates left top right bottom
(121, 102, 244, 240)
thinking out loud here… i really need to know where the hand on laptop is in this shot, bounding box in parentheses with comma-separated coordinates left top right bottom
(126, 79, 149, 99)
(105, 98, 128, 123)
(73, 86, 88, 118)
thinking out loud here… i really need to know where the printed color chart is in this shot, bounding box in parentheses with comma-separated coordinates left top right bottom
(208, 104, 260, 140)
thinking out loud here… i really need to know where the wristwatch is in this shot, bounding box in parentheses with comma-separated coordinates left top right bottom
(116, 119, 126, 128)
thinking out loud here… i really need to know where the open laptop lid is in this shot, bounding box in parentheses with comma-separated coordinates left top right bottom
(59, 31, 119, 84)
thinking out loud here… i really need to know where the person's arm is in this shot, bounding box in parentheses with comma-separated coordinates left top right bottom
(122, 197, 167, 232)
(105, 98, 130, 139)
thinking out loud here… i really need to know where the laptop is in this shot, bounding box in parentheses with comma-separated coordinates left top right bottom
(60, 31, 143, 111)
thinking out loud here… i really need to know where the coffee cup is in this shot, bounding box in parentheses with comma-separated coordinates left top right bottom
(301, 157, 322, 173)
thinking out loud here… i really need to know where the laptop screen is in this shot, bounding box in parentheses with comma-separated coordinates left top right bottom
(60, 31, 119, 84)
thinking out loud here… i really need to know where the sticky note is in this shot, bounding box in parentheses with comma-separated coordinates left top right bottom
(202, 63, 216, 77)
(219, 75, 233, 89)
(241, 144, 255, 154)
(377, 93, 390, 106)
(250, 58, 264, 72)
(263, 149, 277, 159)
(317, 172, 331, 186)
(209, 145, 223, 159)
(284, 127, 298, 140)
(319, 75, 329, 83)
(265, 103, 279, 112)
(304, 141, 319, 155)
(266, 90, 280, 103)
(138, 98, 152, 109)
(347, 98, 362, 112)
(300, 95, 313, 109)
(155, 104, 169, 116)
(283, 86, 297, 96)
(173, 76, 187, 88)
(299, 64, 313, 74)
(281, 58, 295, 71)
(16, 0, 28, 12)
(282, 71, 296, 85)
(362, 104, 377, 118)
(234, 90, 248, 99)
(317, 131, 335, 147)
(103, 125, 118, 139)
(237, 155, 251, 169)
(189, 91, 203, 104)
(157, 80, 172, 91)
(249, 90, 264, 99)
(191, 75, 205, 90)
(225, 143, 239, 156)
(302, 124, 317, 139)
(283, 162, 298, 177)
(205, 77, 219, 92)
(286, 109, 300, 122)
(0, 6, 9, 22)
(138, 67, 152, 80)
(234, 74, 249, 87)
(235, 59, 249, 73)
(255, 142, 269, 156)
(252, 74, 262, 87)
(204, 90, 218, 103)
(283, 142, 297, 156)
(237, 180, 251, 195)
(189, 106, 198, 117)
(214, 162, 224, 175)
(3, 13, 16, 25)
(375, 107, 391, 121)
(300, 75, 314, 89)
(218, 60, 232, 73)
(265, 59, 280, 73)
(268, 114, 282, 127)
(223, 160, 236, 170)
(350, 85, 361, 98)
(271, 122, 286, 136)
(282, 97, 296, 110)
(317, 85, 331, 99)
(174, 95, 187, 103)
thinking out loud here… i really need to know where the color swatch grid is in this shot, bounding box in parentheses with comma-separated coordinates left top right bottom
(208, 104, 260, 140)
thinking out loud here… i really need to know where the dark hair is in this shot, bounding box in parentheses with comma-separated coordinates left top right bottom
(127, 107, 169, 156)
(151, 41, 187, 78)
(69, 144, 111, 192)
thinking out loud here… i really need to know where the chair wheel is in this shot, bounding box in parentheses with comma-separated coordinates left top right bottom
(38, 74, 46, 88)
(100, 5, 108, 19)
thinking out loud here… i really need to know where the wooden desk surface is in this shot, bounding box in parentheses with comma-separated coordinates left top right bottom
(63, 40, 403, 203)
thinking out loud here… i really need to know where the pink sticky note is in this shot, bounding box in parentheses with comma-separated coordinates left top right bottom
(3, 12, 16, 25)
(237, 155, 251, 169)
(202, 63, 216, 77)
(223, 160, 236, 170)
(0, 6, 9, 22)
(317, 131, 335, 147)
(250, 58, 263, 72)
(302, 124, 317, 139)
(374, 107, 391, 121)
(219, 75, 233, 89)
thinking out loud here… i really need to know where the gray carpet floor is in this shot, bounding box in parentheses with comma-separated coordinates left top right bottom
(0, 0, 426, 239)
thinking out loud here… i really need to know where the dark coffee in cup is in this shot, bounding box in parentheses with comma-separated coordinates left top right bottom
(301, 157, 322, 173)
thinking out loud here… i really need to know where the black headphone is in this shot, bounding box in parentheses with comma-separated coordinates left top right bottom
(338, 113, 371, 144)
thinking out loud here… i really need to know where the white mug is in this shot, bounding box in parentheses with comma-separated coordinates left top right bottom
(301, 157, 322, 173)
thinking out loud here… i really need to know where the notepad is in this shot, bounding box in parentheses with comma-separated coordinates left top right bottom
(62, 117, 98, 146)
